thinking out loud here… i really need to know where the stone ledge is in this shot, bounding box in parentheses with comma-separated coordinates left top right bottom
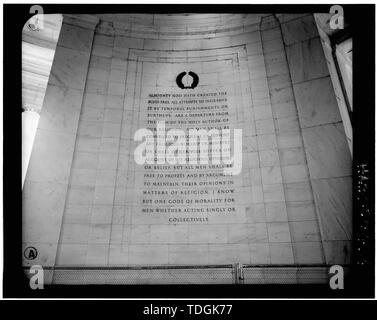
(22, 265, 350, 285)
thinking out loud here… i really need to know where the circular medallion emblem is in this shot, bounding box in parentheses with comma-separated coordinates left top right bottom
(24, 246, 38, 260)
(176, 71, 199, 89)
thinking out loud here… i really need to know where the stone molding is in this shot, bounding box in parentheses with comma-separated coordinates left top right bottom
(63, 14, 100, 30)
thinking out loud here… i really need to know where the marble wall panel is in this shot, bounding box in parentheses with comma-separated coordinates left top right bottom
(292, 241, 324, 264)
(58, 23, 94, 52)
(23, 14, 353, 281)
(293, 77, 342, 128)
(322, 240, 352, 264)
(280, 14, 318, 45)
(311, 177, 352, 241)
(302, 123, 352, 179)
(281, 14, 352, 265)
(26, 130, 76, 184)
(48, 46, 91, 90)
(286, 37, 329, 84)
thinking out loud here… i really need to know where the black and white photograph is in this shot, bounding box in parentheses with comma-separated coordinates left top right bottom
(1, 1, 375, 306)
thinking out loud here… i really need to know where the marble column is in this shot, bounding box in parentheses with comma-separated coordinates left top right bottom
(22, 105, 40, 188)
(22, 14, 99, 283)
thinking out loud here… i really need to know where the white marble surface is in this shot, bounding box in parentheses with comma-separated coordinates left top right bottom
(22, 15, 63, 113)
(26, 129, 76, 184)
(280, 14, 318, 45)
(58, 23, 94, 52)
(38, 85, 83, 134)
(265, 202, 288, 222)
(302, 123, 352, 179)
(282, 13, 353, 267)
(23, 14, 353, 278)
(23, 16, 98, 274)
(286, 201, 317, 222)
(48, 46, 91, 90)
(286, 37, 329, 84)
(293, 77, 341, 128)
(292, 241, 324, 264)
(322, 240, 352, 264)
(311, 177, 352, 241)
(270, 243, 294, 264)
(23, 180, 68, 244)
